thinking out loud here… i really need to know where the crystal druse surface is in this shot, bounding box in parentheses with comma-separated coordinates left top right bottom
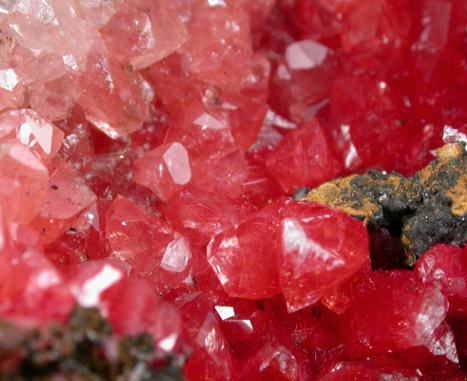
(1, 0, 467, 380)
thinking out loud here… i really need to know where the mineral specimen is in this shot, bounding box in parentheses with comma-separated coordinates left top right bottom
(0, 0, 467, 379)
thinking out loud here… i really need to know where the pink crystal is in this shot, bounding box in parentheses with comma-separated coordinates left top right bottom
(321, 265, 374, 314)
(0, 246, 75, 328)
(164, 100, 236, 159)
(329, 76, 409, 170)
(214, 299, 268, 346)
(28, 162, 96, 243)
(105, 196, 192, 292)
(164, 100, 249, 198)
(163, 186, 254, 248)
(105, 195, 172, 260)
(0, 68, 24, 111)
(415, 244, 467, 316)
(240, 152, 283, 209)
(317, 361, 414, 381)
(207, 201, 282, 299)
(175, 292, 236, 381)
(77, 0, 124, 28)
(270, 40, 337, 124)
(0, 108, 64, 164)
(134, 142, 192, 201)
(0, 1, 466, 379)
(7, 0, 95, 66)
(101, 0, 188, 70)
(178, 0, 252, 89)
(29, 74, 81, 122)
(0, 142, 49, 224)
(69, 258, 183, 352)
(191, 148, 248, 199)
(53, 105, 94, 174)
(8, 46, 67, 86)
(77, 52, 149, 138)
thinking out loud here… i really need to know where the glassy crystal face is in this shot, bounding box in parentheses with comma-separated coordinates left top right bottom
(0, 0, 467, 379)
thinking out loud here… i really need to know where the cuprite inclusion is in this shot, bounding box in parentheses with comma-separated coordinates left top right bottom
(0, 0, 467, 379)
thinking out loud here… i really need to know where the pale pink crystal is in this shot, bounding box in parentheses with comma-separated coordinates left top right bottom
(77, 0, 124, 28)
(77, 53, 149, 138)
(8, 46, 67, 86)
(178, 0, 252, 88)
(7, 0, 96, 67)
(0, 108, 64, 163)
(28, 162, 96, 243)
(101, 0, 188, 70)
(0, 141, 49, 224)
(30, 74, 81, 121)
(134, 142, 192, 202)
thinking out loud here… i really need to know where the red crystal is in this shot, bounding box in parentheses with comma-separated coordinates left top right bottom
(163, 186, 254, 248)
(279, 201, 370, 312)
(415, 244, 467, 316)
(175, 292, 236, 381)
(240, 342, 300, 381)
(207, 200, 282, 299)
(265, 119, 341, 194)
(343, 270, 456, 362)
(106, 196, 192, 292)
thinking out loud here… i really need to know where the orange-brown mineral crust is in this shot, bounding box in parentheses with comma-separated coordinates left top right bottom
(299, 142, 467, 267)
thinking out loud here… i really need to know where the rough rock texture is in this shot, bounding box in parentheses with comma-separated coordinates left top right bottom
(0, 306, 184, 380)
(300, 142, 467, 266)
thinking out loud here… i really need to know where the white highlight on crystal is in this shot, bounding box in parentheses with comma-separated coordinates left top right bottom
(215, 305, 235, 320)
(443, 125, 467, 144)
(208, 0, 226, 7)
(73, 264, 123, 307)
(0, 69, 20, 91)
(282, 218, 344, 268)
(8, 143, 47, 171)
(265, 109, 297, 130)
(62, 54, 78, 71)
(160, 236, 191, 273)
(19, 113, 54, 154)
(162, 142, 191, 185)
(285, 40, 329, 70)
(158, 333, 178, 352)
(193, 112, 227, 130)
(340, 124, 361, 169)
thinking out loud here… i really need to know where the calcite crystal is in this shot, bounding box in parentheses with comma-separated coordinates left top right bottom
(1, 0, 467, 379)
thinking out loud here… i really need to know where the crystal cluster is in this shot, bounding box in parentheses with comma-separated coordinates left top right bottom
(0, 0, 467, 379)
